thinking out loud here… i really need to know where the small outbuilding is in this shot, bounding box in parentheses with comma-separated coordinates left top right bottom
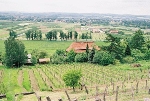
(39, 58, 50, 64)
(66, 41, 100, 53)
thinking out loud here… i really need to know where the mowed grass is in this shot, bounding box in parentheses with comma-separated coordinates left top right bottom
(0, 40, 107, 56)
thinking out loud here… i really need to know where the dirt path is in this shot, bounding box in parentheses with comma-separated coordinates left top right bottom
(29, 69, 39, 91)
(37, 68, 53, 90)
(18, 70, 27, 92)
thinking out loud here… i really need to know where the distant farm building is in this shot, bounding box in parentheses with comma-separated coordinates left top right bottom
(39, 58, 50, 64)
(109, 30, 119, 34)
(66, 41, 100, 53)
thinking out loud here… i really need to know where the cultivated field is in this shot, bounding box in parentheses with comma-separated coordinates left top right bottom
(0, 62, 150, 101)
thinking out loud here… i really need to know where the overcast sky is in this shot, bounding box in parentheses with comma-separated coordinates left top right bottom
(0, 0, 150, 15)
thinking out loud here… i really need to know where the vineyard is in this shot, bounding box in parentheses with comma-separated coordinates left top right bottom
(0, 62, 150, 101)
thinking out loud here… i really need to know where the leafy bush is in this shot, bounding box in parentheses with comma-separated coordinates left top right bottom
(31, 56, 37, 65)
(93, 51, 114, 66)
(66, 50, 76, 62)
(50, 49, 67, 64)
(131, 49, 145, 61)
(56, 49, 65, 56)
(51, 53, 66, 64)
(144, 50, 150, 60)
(75, 53, 88, 62)
(38, 51, 48, 58)
(6, 91, 15, 101)
(31, 49, 48, 59)
(63, 69, 82, 92)
(122, 56, 134, 63)
(0, 83, 7, 94)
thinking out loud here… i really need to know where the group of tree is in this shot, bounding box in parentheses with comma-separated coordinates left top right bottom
(4, 37, 26, 67)
(25, 30, 42, 40)
(81, 32, 92, 40)
(45, 30, 78, 41)
(50, 29, 150, 66)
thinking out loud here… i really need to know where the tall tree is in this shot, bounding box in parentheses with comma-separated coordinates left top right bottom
(74, 31, 78, 42)
(25, 30, 31, 40)
(4, 37, 26, 67)
(59, 30, 64, 41)
(38, 30, 42, 40)
(125, 44, 131, 56)
(63, 69, 82, 92)
(104, 34, 124, 60)
(69, 31, 72, 39)
(9, 30, 17, 38)
(130, 30, 145, 50)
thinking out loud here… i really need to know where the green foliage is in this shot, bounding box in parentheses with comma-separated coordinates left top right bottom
(63, 69, 82, 92)
(38, 51, 48, 58)
(75, 53, 88, 62)
(56, 49, 65, 56)
(25, 30, 42, 40)
(23, 70, 31, 91)
(51, 53, 66, 64)
(125, 44, 131, 56)
(93, 51, 115, 66)
(4, 37, 26, 67)
(122, 56, 134, 64)
(144, 50, 150, 60)
(0, 83, 7, 94)
(31, 56, 37, 65)
(9, 30, 17, 38)
(130, 30, 145, 50)
(104, 34, 124, 60)
(66, 50, 76, 62)
(46, 30, 57, 41)
(88, 48, 95, 62)
(51, 49, 66, 64)
(74, 31, 78, 41)
(31, 49, 48, 59)
(131, 49, 145, 61)
(6, 91, 15, 101)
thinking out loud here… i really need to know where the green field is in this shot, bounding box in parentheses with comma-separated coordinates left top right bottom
(0, 40, 108, 56)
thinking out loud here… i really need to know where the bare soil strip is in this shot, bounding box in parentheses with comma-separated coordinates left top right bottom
(37, 68, 53, 89)
(29, 69, 39, 91)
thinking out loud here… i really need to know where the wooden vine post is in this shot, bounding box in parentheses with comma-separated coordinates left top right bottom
(65, 91, 71, 101)
(115, 86, 119, 101)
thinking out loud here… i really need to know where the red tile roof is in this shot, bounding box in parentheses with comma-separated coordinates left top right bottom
(66, 41, 100, 53)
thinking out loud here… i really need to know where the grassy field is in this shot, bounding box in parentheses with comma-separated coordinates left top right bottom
(0, 40, 109, 56)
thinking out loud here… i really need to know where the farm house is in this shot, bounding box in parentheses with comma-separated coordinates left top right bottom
(66, 41, 100, 53)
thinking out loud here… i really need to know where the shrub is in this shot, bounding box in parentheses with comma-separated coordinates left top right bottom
(131, 49, 145, 61)
(66, 50, 76, 62)
(31, 56, 37, 65)
(144, 50, 150, 60)
(51, 53, 66, 64)
(63, 69, 82, 92)
(122, 56, 134, 63)
(6, 91, 15, 101)
(38, 51, 48, 58)
(93, 51, 114, 66)
(75, 53, 88, 62)
(50, 49, 66, 64)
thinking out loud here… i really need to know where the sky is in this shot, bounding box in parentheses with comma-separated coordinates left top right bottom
(0, 0, 150, 15)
